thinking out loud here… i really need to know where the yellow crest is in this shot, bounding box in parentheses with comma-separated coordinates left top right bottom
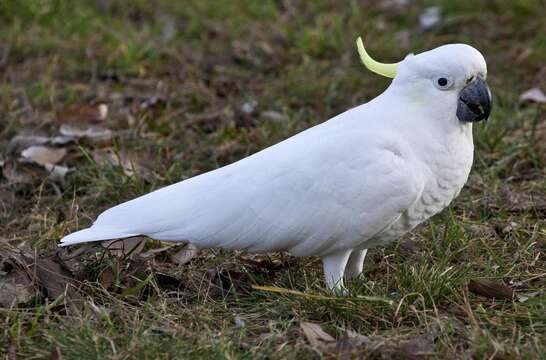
(356, 37, 398, 78)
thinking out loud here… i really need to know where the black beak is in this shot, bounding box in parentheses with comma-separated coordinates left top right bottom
(456, 76, 491, 123)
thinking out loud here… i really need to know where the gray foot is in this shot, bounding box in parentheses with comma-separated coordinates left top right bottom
(344, 249, 368, 280)
(321, 250, 352, 293)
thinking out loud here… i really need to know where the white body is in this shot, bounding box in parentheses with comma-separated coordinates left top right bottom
(61, 43, 487, 291)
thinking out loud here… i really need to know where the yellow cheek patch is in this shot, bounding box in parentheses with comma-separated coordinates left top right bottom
(356, 37, 399, 79)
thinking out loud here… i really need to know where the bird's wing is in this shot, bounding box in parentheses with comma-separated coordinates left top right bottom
(61, 117, 424, 255)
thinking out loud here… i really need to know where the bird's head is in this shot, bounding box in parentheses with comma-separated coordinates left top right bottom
(356, 37, 491, 123)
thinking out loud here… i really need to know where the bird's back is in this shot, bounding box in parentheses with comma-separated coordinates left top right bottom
(61, 101, 424, 256)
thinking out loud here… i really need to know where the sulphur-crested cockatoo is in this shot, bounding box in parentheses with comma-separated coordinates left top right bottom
(61, 37, 491, 292)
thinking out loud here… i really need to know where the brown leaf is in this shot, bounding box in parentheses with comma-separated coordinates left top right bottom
(399, 237, 417, 255)
(520, 88, 546, 103)
(238, 255, 286, 271)
(508, 193, 546, 212)
(59, 124, 113, 142)
(1, 159, 48, 184)
(44, 164, 71, 184)
(49, 347, 63, 360)
(336, 330, 370, 355)
(489, 188, 546, 213)
(419, 6, 442, 30)
(261, 110, 288, 123)
(1, 251, 82, 309)
(6, 339, 17, 360)
(2, 154, 71, 184)
(345, 334, 435, 359)
(7, 135, 74, 156)
(0, 268, 36, 307)
(170, 243, 199, 265)
(21, 146, 67, 166)
(517, 291, 542, 303)
(468, 224, 497, 239)
(468, 280, 514, 300)
(206, 267, 248, 293)
(102, 237, 147, 257)
(139, 245, 175, 260)
(300, 322, 335, 348)
(93, 150, 154, 181)
(154, 272, 185, 292)
(98, 267, 116, 290)
(389, 335, 435, 359)
(33, 256, 81, 300)
(56, 103, 108, 124)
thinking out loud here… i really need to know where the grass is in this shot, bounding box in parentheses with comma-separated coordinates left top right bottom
(1, 0, 545, 358)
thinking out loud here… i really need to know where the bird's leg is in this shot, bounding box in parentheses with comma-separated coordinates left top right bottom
(321, 250, 352, 293)
(344, 249, 368, 280)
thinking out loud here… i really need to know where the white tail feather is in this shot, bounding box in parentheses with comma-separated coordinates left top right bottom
(59, 227, 138, 247)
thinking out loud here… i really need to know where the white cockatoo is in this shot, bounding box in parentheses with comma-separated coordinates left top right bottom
(60, 37, 491, 292)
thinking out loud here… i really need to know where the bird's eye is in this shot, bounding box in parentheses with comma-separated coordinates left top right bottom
(433, 76, 453, 90)
(466, 76, 475, 84)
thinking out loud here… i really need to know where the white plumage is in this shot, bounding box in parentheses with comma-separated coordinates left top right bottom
(61, 40, 491, 292)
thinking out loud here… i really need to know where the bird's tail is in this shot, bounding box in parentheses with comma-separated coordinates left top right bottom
(59, 226, 138, 247)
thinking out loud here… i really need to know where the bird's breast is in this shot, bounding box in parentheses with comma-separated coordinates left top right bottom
(369, 137, 474, 247)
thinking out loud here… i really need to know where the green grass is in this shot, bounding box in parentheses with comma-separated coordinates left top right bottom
(1, 0, 545, 358)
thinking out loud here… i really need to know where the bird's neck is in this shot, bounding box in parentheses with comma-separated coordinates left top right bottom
(375, 84, 475, 167)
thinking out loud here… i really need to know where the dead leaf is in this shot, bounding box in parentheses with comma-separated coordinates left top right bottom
(520, 88, 546, 103)
(0, 269, 35, 307)
(92, 150, 154, 181)
(468, 224, 497, 239)
(300, 322, 335, 348)
(6, 339, 17, 360)
(2, 155, 72, 185)
(21, 146, 67, 166)
(238, 254, 298, 272)
(33, 256, 81, 301)
(380, 0, 411, 10)
(517, 291, 542, 302)
(98, 267, 116, 290)
(1, 158, 49, 184)
(261, 110, 288, 123)
(1, 251, 83, 310)
(139, 245, 175, 259)
(241, 100, 258, 114)
(336, 329, 370, 355)
(59, 124, 113, 142)
(49, 347, 63, 360)
(338, 333, 435, 359)
(489, 188, 546, 213)
(56, 103, 108, 124)
(234, 315, 245, 328)
(419, 6, 441, 30)
(399, 237, 417, 255)
(389, 335, 435, 359)
(44, 164, 71, 183)
(501, 221, 520, 234)
(154, 272, 185, 292)
(170, 244, 199, 265)
(139, 95, 165, 110)
(468, 280, 514, 300)
(508, 192, 546, 212)
(206, 267, 248, 293)
(102, 237, 147, 257)
(7, 135, 74, 156)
